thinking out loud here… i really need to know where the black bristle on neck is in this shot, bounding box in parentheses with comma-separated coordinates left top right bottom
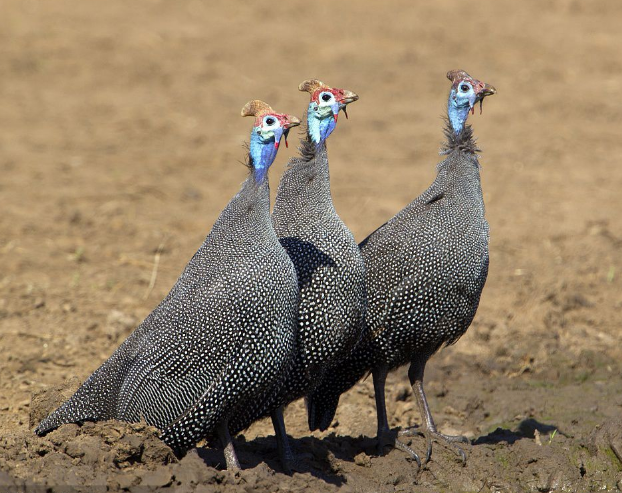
(242, 142, 254, 170)
(440, 118, 480, 155)
(292, 108, 317, 164)
(298, 134, 317, 162)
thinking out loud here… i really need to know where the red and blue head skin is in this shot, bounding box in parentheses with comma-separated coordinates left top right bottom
(242, 100, 301, 181)
(299, 79, 359, 146)
(446, 70, 496, 135)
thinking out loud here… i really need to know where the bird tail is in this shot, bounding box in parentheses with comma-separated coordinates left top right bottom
(306, 392, 339, 432)
(35, 327, 147, 436)
(306, 355, 370, 432)
(35, 363, 123, 435)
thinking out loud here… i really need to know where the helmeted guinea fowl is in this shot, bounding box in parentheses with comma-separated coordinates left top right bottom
(306, 70, 496, 466)
(227, 79, 365, 471)
(35, 100, 301, 470)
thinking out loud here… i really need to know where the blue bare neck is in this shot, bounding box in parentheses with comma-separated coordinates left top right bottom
(447, 89, 471, 135)
(307, 102, 337, 146)
(249, 129, 278, 182)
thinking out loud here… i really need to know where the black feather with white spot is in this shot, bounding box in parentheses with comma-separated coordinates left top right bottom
(228, 132, 366, 437)
(307, 116, 491, 433)
(35, 167, 299, 458)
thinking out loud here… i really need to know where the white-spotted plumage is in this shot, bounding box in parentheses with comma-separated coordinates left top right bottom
(228, 135, 366, 442)
(36, 131, 299, 459)
(307, 116, 491, 435)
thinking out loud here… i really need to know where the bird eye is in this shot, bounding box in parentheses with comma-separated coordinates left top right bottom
(460, 84, 470, 92)
(265, 117, 276, 126)
(321, 93, 332, 102)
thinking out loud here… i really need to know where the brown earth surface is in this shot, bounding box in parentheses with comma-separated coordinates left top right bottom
(1, 0, 622, 491)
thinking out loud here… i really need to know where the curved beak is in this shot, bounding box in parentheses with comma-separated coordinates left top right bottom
(340, 89, 359, 105)
(475, 83, 496, 102)
(278, 115, 300, 149)
(474, 82, 496, 115)
(481, 83, 496, 99)
(335, 89, 359, 121)
(284, 115, 301, 130)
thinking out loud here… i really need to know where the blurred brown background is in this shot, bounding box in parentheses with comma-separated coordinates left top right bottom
(1, 0, 621, 490)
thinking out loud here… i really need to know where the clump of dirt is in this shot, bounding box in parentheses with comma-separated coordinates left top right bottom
(5, 384, 346, 492)
(583, 419, 622, 488)
(29, 376, 81, 429)
(0, 422, 346, 493)
(0, 420, 176, 491)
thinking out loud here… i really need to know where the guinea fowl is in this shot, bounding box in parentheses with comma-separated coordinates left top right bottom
(306, 70, 496, 466)
(228, 79, 365, 472)
(35, 100, 301, 470)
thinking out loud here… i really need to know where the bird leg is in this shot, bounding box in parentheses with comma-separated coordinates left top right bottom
(373, 367, 422, 468)
(271, 406, 301, 474)
(216, 421, 241, 471)
(404, 359, 468, 464)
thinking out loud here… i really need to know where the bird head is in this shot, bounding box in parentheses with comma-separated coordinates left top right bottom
(446, 70, 496, 135)
(299, 79, 359, 144)
(241, 100, 301, 149)
(447, 70, 496, 115)
(241, 100, 300, 179)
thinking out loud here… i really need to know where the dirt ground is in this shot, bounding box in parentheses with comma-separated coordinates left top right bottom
(1, 0, 622, 491)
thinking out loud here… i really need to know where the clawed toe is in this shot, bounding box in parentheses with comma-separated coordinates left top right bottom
(393, 437, 422, 469)
(379, 427, 468, 466)
(377, 431, 422, 469)
(424, 430, 469, 464)
(373, 366, 469, 470)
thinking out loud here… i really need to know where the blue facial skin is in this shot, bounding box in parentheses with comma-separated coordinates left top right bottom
(448, 81, 478, 134)
(307, 94, 341, 146)
(249, 120, 284, 182)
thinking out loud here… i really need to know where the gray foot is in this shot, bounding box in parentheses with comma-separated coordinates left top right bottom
(377, 430, 422, 469)
(223, 444, 241, 471)
(399, 426, 468, 464)
(217, 422, 241, 471)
